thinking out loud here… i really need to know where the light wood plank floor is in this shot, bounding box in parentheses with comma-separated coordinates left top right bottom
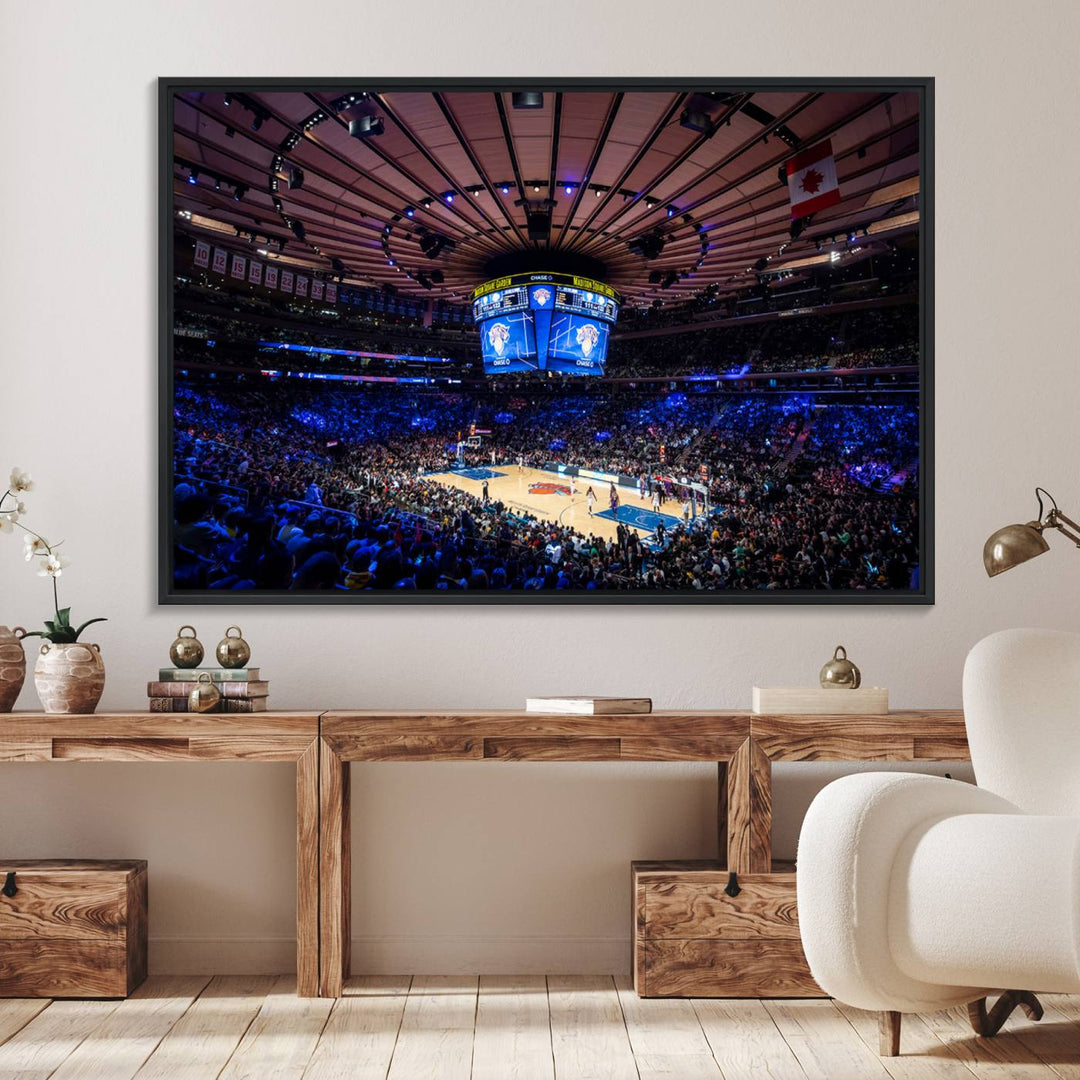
(1, 976, 1078, 1080)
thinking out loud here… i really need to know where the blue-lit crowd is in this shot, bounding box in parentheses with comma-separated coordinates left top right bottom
(172, 378, 919, 592)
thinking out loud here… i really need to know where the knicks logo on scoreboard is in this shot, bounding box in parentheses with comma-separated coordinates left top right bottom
(529, 482, 571, 496)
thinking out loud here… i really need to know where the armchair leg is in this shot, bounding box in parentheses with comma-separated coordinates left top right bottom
(879, 1010, 902, 1056)
(968, 991, 1044, 1038)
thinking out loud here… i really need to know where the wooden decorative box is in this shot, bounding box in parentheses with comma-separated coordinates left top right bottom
(0, 859, 148, 998)
(632, 860, 822, 998)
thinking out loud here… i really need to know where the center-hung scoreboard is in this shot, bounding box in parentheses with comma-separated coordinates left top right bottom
(472, 272, 621, 376)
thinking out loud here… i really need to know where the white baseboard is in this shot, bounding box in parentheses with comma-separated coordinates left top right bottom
(148, 935, 630, 975)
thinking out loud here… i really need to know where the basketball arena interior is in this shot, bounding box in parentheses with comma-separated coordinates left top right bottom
(170, 87, 923, 595)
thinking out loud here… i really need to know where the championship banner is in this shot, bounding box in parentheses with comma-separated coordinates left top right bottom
(295, 275, 309, 298)
(311, 279, 324, 301)
(326, 282, 337, 303)
(265, 264, 278, 289)
(194, 239, 210, 268)
(280, 270, 294, 293)
(212, 247, 228, 274)
(248, 260, 263, 285)
(230, 254, 247, 280)
(786, 139, 841, 219)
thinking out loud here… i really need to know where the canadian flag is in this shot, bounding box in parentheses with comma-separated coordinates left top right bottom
(786, 140, 841, 219)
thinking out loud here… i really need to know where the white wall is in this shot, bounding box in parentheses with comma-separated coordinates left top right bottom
(2, 0, 1079, 974)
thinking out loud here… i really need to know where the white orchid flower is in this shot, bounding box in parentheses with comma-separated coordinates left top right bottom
(23, 534, 49, 560)
(8, 468, 34, 493)
(38, 553, 69, 578)
(0, 514, 13, 534)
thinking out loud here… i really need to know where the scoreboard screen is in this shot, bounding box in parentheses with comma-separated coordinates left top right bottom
(472, 272, 619, 375)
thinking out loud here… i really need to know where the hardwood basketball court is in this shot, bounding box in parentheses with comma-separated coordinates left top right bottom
(425, 464, 691, 545)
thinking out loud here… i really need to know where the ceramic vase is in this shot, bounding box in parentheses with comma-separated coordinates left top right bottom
(34, 642, 106, 714)
(0, 626, 27, 713)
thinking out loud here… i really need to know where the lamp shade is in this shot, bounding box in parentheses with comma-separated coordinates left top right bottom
(983, 522, 1050, 577)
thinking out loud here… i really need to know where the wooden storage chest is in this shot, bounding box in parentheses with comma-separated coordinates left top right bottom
(0, 859, 148, 997)
(632, 859, 822, 998)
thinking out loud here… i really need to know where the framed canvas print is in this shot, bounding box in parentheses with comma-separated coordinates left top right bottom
(160, 78, 932, 604)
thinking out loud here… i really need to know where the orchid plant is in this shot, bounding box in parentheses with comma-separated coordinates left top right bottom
(1, 468, 107, 644)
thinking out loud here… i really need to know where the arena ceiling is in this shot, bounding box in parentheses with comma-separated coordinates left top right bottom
(172, 87, 921, 308)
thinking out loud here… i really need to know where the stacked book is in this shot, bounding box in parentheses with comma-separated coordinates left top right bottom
(147, 668, 269, 713)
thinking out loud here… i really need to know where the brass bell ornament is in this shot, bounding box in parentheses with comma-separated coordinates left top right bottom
(188, 672, 221, 713)
(215, 626, 251, 669)
(820, 645, 861, 689)
(169, 625, 204, 669)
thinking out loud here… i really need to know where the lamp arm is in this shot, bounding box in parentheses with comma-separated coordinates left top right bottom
(1047, 509, 1080, 548)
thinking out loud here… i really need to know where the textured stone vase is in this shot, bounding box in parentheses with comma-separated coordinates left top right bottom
(0, 626, 27, 713)
(34, 642, 106, 714)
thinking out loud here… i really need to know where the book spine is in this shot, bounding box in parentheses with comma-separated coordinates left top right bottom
(147, 696, 191, 712)
(221, 698, 268, 713)
(157, 669, 260, 682)
(148, 697, 269, 713)
(147, 681, 269, 699)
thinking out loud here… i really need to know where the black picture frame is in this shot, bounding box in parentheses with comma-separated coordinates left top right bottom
(159, 77, 934, 606)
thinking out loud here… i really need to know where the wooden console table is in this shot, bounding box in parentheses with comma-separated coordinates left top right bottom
(318, 708, 970, 998)
(0, 712, 321, 997)
(1, 708, 971, 999)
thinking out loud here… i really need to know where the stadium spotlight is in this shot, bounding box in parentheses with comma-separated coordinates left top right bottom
(288, 167, 304, 190)
(251, 115, 263, 132)
(188, 169, 199, 185)
(565, 184, 573, 195)
(444, 192, 454, 203)
(790, 217, 804, 241)
(348, 115, 384, 139)
(512, 92, 544, 109)
(501, 184, 510, 195)
(223, 94, 232, 107)
(224, 126, 235, 138)
(667, 206, 676, 218)
(233, 184, 247, 201)
(533, 183, 541, 193)
(679, 109, 714, 135)
(290, 220, 306, 240)
(777, 165, 788, 186)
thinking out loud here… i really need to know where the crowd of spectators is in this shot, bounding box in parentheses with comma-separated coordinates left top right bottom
(172, 377, 920, 594)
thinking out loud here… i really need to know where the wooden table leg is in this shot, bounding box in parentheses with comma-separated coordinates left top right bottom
(726, 738, 772, 874)
(296, 738, 320, 997)
(717, 760, 728, 869)
(319, 737, 351, 997)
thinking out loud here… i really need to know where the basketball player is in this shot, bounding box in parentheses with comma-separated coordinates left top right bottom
(609, 482, 619, 513)
(517, 453, 524, 473)
(586, 485, 596, 515)
(652, 487, 661, 514)
(569, 473, 577, 497)
(481, 479, 489, 502)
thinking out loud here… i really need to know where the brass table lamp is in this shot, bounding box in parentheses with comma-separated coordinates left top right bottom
(984, 488, 1080, 577)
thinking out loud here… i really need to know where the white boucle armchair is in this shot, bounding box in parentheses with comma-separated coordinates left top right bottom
(797, 628, 1080, 1056)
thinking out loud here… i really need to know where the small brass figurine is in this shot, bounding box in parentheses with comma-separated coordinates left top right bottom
(188, 672, 221, 713)
(820, 645, 861, 689)
(216, 626, 251, 669)
(169, 625, 204, 669)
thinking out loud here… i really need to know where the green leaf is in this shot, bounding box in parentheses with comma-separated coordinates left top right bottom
(73, 618, 107, 641)
(55, 607, 71, 626)
(43, 620, 56, 634)
(20, 630, 45, 639)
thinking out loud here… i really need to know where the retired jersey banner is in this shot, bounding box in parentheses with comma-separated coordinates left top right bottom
(248, 260, 263, 285)
(326, 282, 337, 303)
(311, 279, 324, 301)
(212, 247, 228, 274)
(264, 264, 278, 289)
(194, 239, 211, 268)
(280, 270, 294, 293)
(230, 254, 247, 280)
(786, 140, 841, 219)
(295, 275, 309, 298)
